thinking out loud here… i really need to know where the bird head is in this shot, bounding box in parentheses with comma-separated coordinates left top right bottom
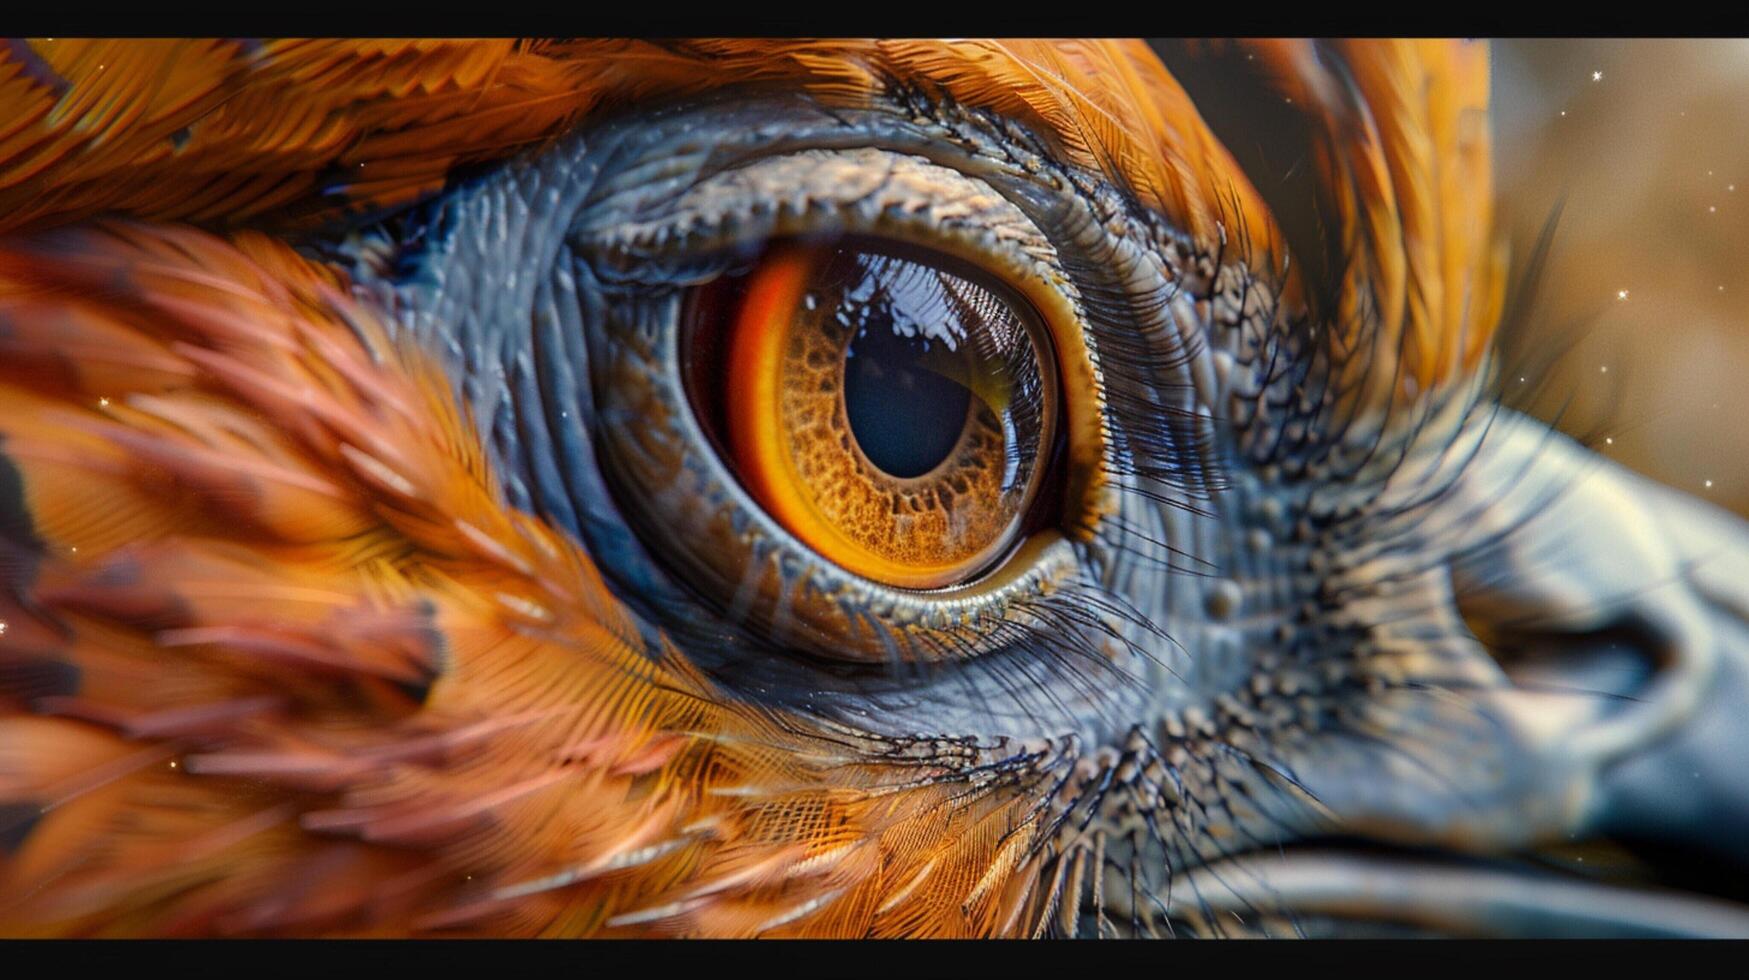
(0, 38, 1745, 937)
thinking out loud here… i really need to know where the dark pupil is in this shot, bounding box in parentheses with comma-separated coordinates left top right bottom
(842, 319, 971, 479)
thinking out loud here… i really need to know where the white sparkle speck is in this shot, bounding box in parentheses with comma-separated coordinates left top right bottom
(0, 622, 7, 636)
(98, 397, 109, 407)
(1705, 480, 1715, 489)
(1592, 70, 1603, 81)
(1600, 366, 1608, 373)
(1710, 205, 1718, 213)
(1606, 437, 1615, 445)
(1617, 289, 1629, 300)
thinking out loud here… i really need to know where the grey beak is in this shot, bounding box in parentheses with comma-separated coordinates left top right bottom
(1160, 405, 1749, 937)
(1577, 472, 1749, 870)
(1451, 409, 1749, 870)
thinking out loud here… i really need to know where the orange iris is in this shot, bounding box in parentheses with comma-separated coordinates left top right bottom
(710, 240, 1058, 590)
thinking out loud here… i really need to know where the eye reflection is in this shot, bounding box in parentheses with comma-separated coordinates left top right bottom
(686, 239, 1061, 591)
(841, 301, 974, 480)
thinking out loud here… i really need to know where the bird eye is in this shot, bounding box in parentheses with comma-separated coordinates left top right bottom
(572, 137, 1112, 665)
(684, 238, 1060, 590)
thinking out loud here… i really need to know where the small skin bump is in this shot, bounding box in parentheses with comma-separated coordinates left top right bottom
(1204, 579, 1242, 621)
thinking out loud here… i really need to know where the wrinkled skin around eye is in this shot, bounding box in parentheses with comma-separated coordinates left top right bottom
(327, 91, 1749, 935)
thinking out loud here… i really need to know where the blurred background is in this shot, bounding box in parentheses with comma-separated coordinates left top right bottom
(1492, 39, 1749, 518)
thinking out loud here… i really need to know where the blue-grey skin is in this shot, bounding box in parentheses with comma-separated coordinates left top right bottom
(323, 90, 1749, 937)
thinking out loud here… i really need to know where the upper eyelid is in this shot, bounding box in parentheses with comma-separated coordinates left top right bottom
(558, 89, 1185, 268)
(575, 148, 1070, 296)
